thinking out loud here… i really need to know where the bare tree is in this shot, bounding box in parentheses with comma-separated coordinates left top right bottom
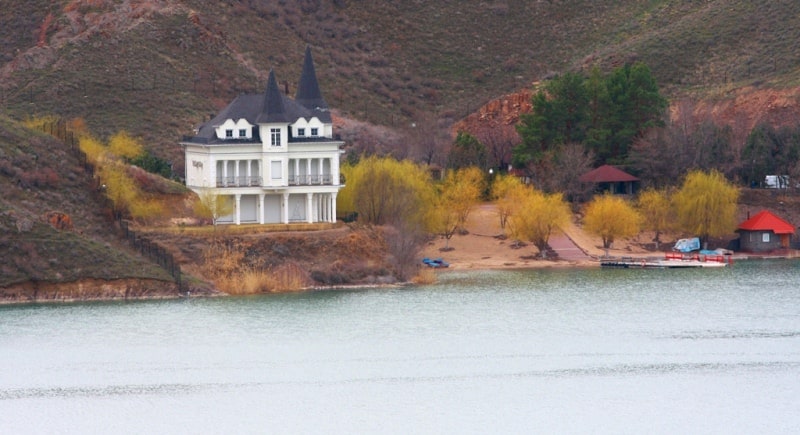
(472, 122, 520, 172)
(550, 142, 596, 203)
(405, 113, 452, 166)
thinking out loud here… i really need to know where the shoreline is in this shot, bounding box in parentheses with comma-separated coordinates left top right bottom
(2, 255, 797, 305)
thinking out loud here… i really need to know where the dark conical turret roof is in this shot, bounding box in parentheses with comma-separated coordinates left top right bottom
(295, 46, 329, 111)
(256, 69, 289, 123)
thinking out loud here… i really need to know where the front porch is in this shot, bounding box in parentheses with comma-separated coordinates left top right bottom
(215, 191, 339, 225)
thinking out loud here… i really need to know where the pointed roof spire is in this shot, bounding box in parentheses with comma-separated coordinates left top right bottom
(257, 69, 289, 123)
(295, 45, 328, 111)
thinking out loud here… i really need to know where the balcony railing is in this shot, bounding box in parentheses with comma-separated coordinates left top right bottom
(288, 173, 333, 186)
(216, 176, 263, 187)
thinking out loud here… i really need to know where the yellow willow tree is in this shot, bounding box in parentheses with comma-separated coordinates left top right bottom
(431, 166, 486, 249)
(97, 161, 163, 222)
(193, 189, 234, 226)
(584, 193, 642, 257)
(506, 189, 571, 258)
(339, 155, 436, 228)
(108, 130, 144, 161)
(97, 162, 139, 219)
(443, 166, 485, 227)
(338, 156, 436, 280)
(490, 173, 526, 230)
(672, 169, 739, 249)
(637, 188, 672, 250)
(79, 135, 109, 165)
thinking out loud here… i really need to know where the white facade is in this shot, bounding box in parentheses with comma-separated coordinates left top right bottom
(180, 48, 343, 225)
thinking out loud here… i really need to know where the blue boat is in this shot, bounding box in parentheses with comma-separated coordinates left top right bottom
(422, 257, 449, 268)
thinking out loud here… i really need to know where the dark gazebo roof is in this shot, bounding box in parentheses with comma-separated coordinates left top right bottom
(579, 165, 640, 183)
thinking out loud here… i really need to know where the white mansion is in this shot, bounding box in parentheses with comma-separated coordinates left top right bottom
(181, 47, 343, 225)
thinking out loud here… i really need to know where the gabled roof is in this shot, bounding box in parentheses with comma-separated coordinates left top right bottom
(737, 210, 796, 234)
(579, 164, 640, 183)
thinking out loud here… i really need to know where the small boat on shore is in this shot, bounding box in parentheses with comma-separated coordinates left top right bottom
(422, 257, 450, 268)
(601, 252, 731, 269)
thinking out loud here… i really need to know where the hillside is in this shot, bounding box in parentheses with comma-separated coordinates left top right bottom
(0, 114, 178, 301)
(3, 0, 800, 173)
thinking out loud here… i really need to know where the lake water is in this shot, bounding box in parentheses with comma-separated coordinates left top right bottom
(1, 260, 799, 434)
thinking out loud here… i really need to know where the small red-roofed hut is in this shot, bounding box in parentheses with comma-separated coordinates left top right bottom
(736, 210, 796, 252)
(579, 165, 639, 195)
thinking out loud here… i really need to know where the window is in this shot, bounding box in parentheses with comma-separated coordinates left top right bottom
(298, 128, 305, 137)
(310, 127, 318, 136)
(238, 129, 247, 138)
(762, 232, 770, 243)
(270, 128, 281, 146)
(271, 161, 282, 179)
(225, 129, 233, 138)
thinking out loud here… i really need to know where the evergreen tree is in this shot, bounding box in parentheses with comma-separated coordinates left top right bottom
(514, 63, 666, 170)
(514, 72, 588, 167)
(592, 63, 666, 164)
(448, 132, 488, 170)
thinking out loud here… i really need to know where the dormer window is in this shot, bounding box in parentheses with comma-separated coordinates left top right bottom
(311, 128, 318, 137)
(225, 129, 233, 138)
(239, 129, 247, 138)
(298, 128, 305, 137)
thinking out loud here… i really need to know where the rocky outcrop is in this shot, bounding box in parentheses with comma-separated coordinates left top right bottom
(0, 278, 180, 304)
(453, 88, 533, 133)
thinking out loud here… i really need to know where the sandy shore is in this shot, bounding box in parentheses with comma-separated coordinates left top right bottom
(419, 203, 652, 270)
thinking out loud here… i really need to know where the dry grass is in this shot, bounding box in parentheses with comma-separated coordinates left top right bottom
(201, 241, 311, 294)
(411, 267, 437, 285)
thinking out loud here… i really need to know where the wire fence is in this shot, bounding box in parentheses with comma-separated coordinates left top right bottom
(38, 119, 185, 292)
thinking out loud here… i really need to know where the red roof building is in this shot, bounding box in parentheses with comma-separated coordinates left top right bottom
(579, 165, 639, 195)
(736, 210, 796, 252)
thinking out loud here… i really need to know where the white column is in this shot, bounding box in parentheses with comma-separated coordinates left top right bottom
(294, 159, 300, 184)
(234, 194, 241, 225)
(258, 193, 265, 224)
(306, 159, 312, 184)
(332, 157, 340, 186)
(321, 194, 327, 222)
(234, 160, 240, 186)
(306, 193, 314, 223)
(282, 193, 290, 224)
(331, 192, 337, 223)
(221, 160, 227, 186)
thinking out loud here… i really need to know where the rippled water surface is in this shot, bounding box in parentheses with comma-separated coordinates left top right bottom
(1, 260, 799, 434)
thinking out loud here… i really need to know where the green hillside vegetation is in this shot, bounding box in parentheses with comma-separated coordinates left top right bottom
(2, 1, 800, 173)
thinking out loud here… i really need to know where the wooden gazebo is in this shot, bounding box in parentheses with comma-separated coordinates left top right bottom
(579, 165, 639, 195)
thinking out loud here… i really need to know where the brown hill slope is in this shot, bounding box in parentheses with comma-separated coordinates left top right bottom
(2, 0, 800, 169)
(0, 115, 176, 299)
